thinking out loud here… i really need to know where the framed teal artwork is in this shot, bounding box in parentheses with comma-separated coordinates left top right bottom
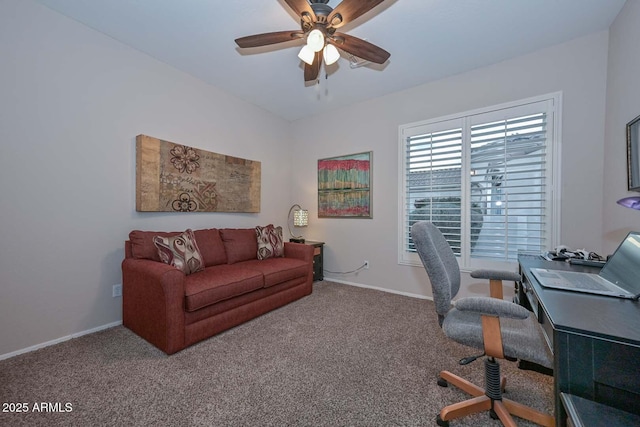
(318, 151, 372, 218)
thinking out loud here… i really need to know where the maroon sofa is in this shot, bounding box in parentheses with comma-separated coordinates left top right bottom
(122, 227, 314, 354)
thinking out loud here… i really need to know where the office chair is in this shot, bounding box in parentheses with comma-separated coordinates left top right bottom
(411, 221, 554, 427)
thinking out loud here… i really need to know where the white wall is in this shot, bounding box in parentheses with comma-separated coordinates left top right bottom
(291, 31, 609, 299)
(1, 0, 625, 358)
(603, 0, 640, 253)
(0, 0, 293, 357)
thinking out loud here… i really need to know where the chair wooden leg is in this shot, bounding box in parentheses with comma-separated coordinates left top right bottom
(440, 395, 492, 422)
(493, 401, 518, 427)
(502, 398, 555, 427)
(437, 370, 554, 427)
(439, 370, 484, 397)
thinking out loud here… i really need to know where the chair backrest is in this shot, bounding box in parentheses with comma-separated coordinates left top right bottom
(411, 221, 461, 326)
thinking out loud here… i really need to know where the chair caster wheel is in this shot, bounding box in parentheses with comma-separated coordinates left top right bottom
(490, 409, 498, 420)
(437, 377, 448, 387)
(436, 415, 449, 427)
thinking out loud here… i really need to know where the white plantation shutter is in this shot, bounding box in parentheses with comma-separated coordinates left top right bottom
(469, 109, 548, 261)
(399, 95, 558, 268)
(404, 125, 463, 255)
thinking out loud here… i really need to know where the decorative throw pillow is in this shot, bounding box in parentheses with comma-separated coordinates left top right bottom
(256, 224, 284, 260)
(153, 229, 204, 275)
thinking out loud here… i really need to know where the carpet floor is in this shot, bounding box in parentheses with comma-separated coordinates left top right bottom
(0, 281, 553, 426)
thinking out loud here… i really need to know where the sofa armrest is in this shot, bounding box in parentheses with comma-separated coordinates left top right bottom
(284, 242, 314, 285)
(283, 242, 314, 263)
(121, 258, 186, 354)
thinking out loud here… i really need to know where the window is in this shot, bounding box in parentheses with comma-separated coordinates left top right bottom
(399, 94, 560, 270)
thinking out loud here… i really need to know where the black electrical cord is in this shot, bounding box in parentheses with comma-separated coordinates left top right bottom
(323, 263, 367, 275)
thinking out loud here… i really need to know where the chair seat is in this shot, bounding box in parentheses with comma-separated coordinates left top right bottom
(443, 308, 553, 369)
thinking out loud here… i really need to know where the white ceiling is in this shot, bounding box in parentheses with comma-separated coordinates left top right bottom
(33, 0, 626, 121)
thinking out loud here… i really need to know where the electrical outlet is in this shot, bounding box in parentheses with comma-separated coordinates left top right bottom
(364, 260, 369, 269)
(112, 284, 122, 298)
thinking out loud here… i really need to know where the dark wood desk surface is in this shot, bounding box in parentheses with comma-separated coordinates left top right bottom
(518, 254, 640, 425)
(518, 254, 640, 345)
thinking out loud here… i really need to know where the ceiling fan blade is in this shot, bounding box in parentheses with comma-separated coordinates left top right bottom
(284, 0, 317, 22)
(304, 51, 323, 82)
(329, 33, 390, 64)
(327, 0, 385, 29)
(235, 30, 304, 48)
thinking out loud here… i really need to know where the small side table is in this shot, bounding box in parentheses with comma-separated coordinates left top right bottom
(291, 240, 324, 282)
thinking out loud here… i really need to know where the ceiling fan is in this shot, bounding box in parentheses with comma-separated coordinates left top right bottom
(235, 0, 390, 83)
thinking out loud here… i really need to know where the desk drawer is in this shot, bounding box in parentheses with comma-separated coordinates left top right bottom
(538, 306, 554, 350)
(521, 275, 540, 320)
(522, 274, 554, 350)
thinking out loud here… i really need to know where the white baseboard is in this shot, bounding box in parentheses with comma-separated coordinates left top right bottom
(323, 277, 434, 302)
(0, 321, 122, 361)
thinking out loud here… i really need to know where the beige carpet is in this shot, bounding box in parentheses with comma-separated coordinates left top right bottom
(0, 281, 553, 426)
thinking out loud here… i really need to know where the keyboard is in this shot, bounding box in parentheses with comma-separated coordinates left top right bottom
(558, 271, 609, 291)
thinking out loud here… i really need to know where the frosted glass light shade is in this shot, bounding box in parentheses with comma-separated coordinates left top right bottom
(307, 29, 325, 52)
(293, 209, 309, 226)
(323, 44, 340, 65)
(288, 204, 308, 241)
(298, 45, 315, 65)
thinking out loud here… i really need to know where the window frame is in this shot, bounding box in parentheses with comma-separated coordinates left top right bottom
(398, 93, 562, 271)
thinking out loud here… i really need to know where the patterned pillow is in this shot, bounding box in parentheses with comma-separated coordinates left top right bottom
(153, 229, 204, 275)
(256, 224, 284, 260)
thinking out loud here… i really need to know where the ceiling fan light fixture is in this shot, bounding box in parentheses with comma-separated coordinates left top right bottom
(298, 45, 315, 65)
(306, 29, 325, 52)
(234, 0, 391, 83)
(323, 43, 340, 65)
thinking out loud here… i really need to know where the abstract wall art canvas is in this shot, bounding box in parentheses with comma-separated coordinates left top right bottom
(136, 134, 261, 212)
(318, 151, 372, 218)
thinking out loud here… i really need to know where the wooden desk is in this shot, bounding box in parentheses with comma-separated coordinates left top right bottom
(518, 254, 640, 426)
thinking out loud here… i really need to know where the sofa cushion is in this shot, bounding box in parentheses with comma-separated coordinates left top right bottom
(256, 224, 284, 260)
(129, 230, 181, 261)
(243, 258, 309, 288)
(193, 228, 227, 267)
(183, 265, 264, 311)
(153, 229, 205, 275)
(220, 228, 257, 264)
